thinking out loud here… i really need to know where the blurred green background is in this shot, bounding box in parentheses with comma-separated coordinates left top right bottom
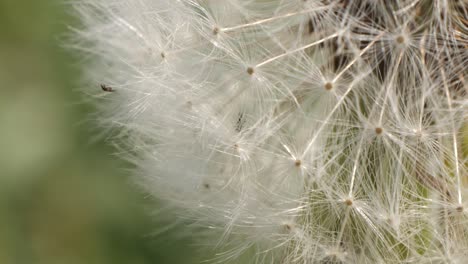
(0, 1, 202, 263)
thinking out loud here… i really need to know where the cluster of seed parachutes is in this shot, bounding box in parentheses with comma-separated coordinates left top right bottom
(73, 0, 467, 263)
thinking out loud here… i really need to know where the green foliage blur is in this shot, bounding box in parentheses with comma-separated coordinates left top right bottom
(0, 1, 202, 263)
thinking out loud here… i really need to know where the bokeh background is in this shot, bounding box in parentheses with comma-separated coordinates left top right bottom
(0, 1, 203, 263)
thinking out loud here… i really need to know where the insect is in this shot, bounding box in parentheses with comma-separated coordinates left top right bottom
(100, 84, 114, 92)
(235, 112, 246, 132)
(308, 19, 314, 34)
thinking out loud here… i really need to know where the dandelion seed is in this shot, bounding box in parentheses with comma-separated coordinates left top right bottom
(396, 35, 405, 44)
(375, 127, 383, 135)
(294, 159, 302, 167)
(324, 82, 333, 91)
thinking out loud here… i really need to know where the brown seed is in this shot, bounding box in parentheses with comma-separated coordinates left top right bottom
(456, 205, 464, 213)
(375, 127, 383, 135)
(295, 159, 302, 167)
(213, 27, 219, 35)
(345, 199, 353, 206)
(396, 35, 405, 44)
(247, 67, 254, 75)
(324, 82, 333, 90)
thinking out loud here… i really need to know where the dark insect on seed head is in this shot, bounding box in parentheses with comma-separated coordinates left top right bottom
(100, 84, 114, 92)
(308, 19, 314, 34)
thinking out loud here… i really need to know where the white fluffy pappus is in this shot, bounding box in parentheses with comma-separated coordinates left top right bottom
(71, 0, 468, 263)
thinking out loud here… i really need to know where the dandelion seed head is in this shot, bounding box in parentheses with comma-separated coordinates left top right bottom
(72, 0, 468, 262)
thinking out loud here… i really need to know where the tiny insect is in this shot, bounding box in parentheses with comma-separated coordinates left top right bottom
(100, 84, 114, 92)
(308, 19, 314, 34)
(235, 112, 245, 132)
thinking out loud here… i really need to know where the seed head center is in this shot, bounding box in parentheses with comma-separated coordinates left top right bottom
(324, 82, 333, 90)
(396, 35, 405, 44)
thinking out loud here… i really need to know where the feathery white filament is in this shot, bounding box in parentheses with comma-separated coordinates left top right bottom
(72, 0, 468, 263)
